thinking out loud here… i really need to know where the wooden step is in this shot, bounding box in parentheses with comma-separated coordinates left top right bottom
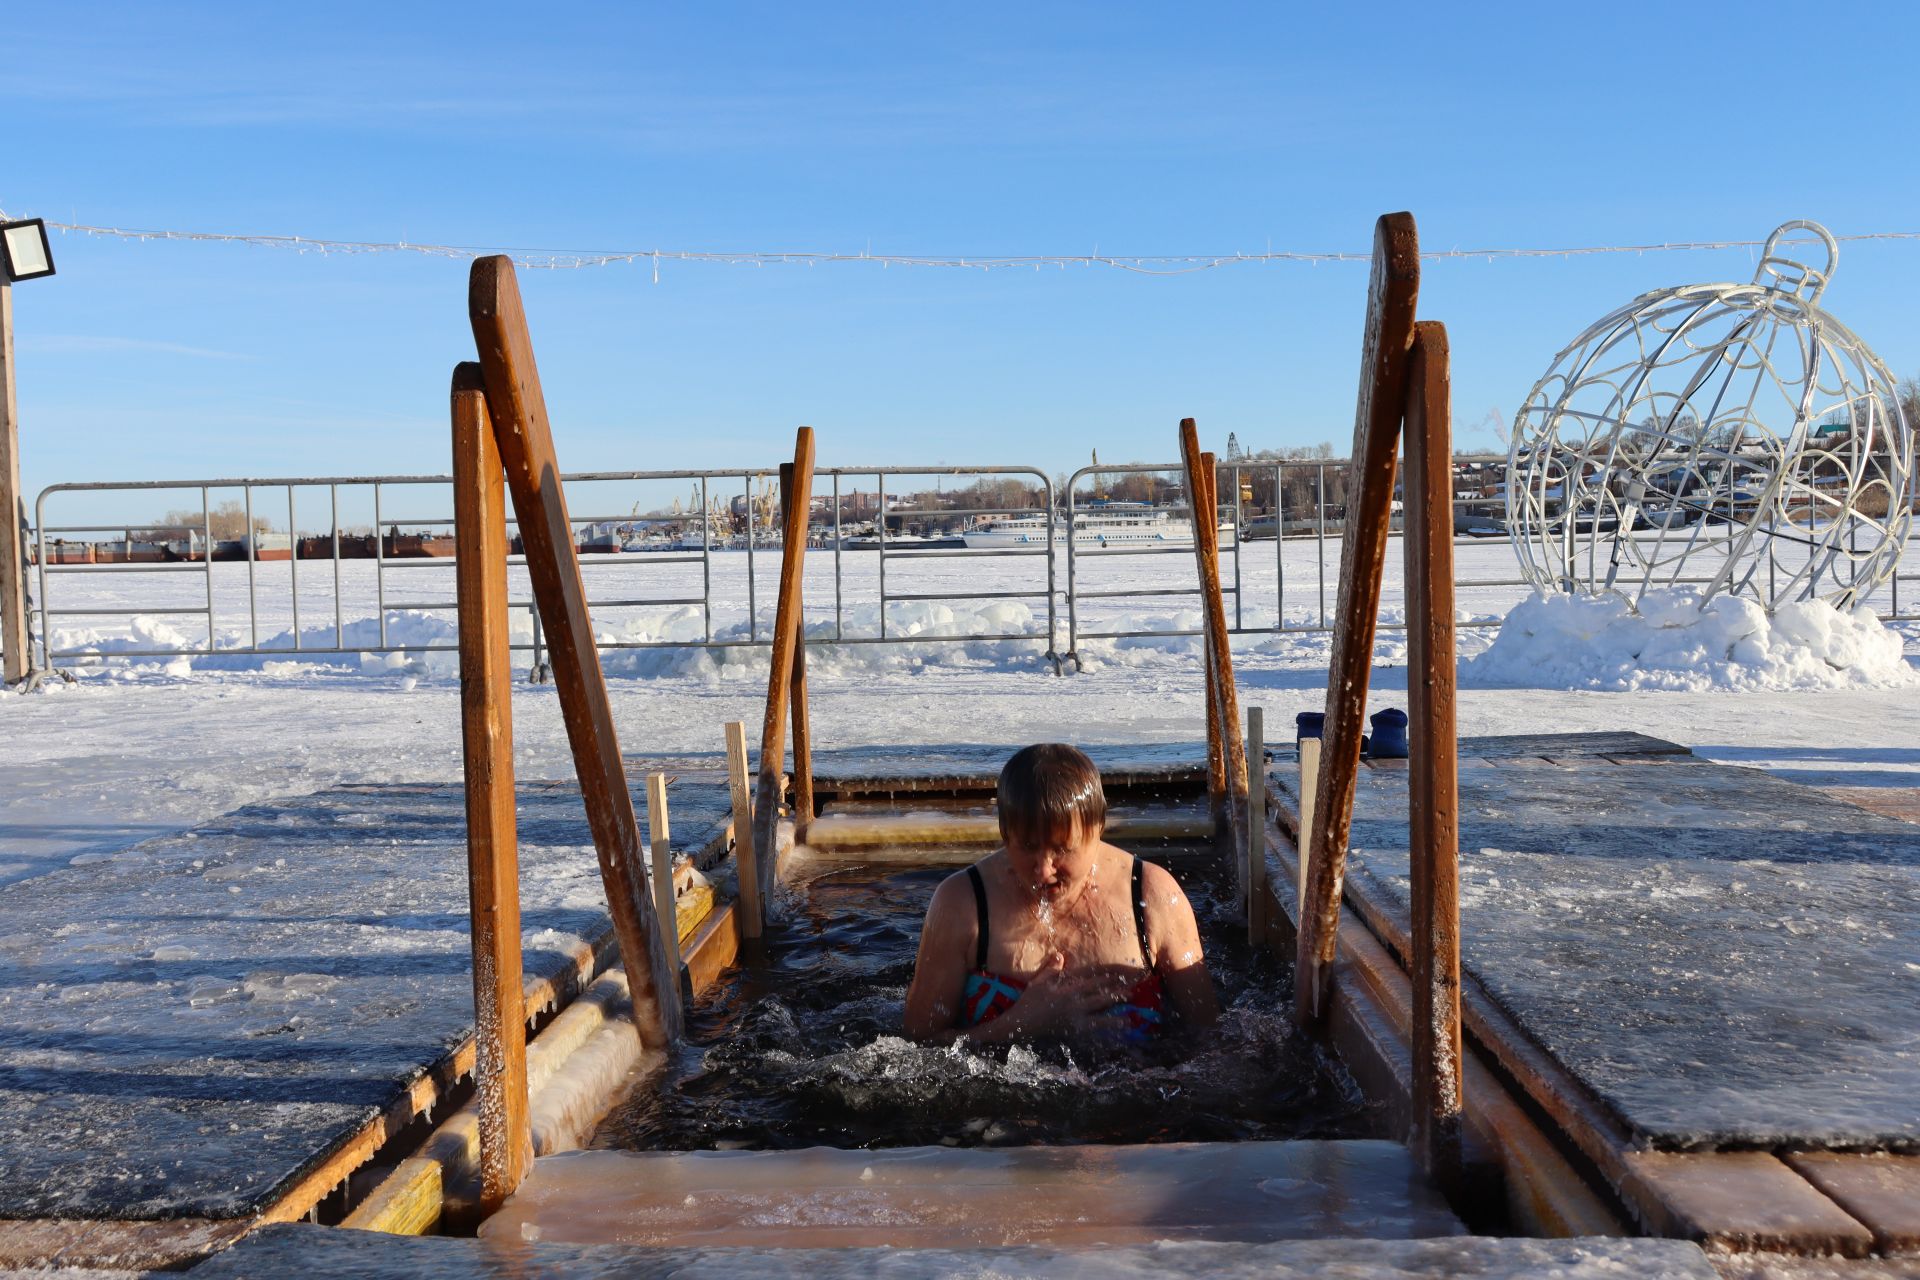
(477, 1141, 1464, 1250)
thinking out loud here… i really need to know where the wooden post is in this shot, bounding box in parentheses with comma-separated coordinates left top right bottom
(1296, 212, 1420, 1027)
(1198, 460, 1226, 814)
(450, 362, 531, 1210)
(645, 772, 683, 1029)
(723, 720, 762, 938)
(751, 429, 816, 913)
(467, 256, 681, 1046)
(1297, 735, 1321, 910)
(779, 462, 815, 844)
(1245, 705, 1265, 943)
(1180, 424, 1250, 901)
(1404, 321, 1463, 1183)
(0, 280, 30, 687)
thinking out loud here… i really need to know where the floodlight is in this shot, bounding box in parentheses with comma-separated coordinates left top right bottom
(0, 219, 55, 282)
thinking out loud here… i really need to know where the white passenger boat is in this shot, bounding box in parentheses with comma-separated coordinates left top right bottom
(961, 503, 1236, 550)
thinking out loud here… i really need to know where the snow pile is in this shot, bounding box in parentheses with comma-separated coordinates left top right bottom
(1464, 588, 1920, 692)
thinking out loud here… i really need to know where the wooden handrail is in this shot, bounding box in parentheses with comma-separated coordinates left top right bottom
(1180, 424, 1250, 899)
(450, 362, 531, 1210)
(779, 461, 815, 844)
(467, 255, 682, 1047)
(1295, 212, 1420, 1025)
(749, 428, 816, 924)
(1404, 321, 1463, 1183)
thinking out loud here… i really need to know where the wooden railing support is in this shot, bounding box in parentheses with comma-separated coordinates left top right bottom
(449, 362, 531, 1211)
(723, 720, 762, 938)
(645, 772, 683, 1029)
(1181, 424, 1250, 900)
(467, 256, 681, 1047)
(751, 428, 817, 913)
(1245, 705, 1266, 942)
(1199, 458, 1227, 819)
(779, 462, 815, 844)
(1404, 321, 1463, 1183)
(1296, 212, 1420, 1026)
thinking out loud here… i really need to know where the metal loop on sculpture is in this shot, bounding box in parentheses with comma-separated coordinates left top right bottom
(1754, 219, 1840, 303)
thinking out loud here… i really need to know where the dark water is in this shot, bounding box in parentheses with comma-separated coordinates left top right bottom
(591, 856, 1378, 1151)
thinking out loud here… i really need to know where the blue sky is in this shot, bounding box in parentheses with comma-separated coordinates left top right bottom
(4, 2, 1917, 519)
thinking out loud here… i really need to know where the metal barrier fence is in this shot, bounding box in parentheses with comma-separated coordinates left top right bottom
(28, 456, 1920, 679)
(31, 466, 1061, 676)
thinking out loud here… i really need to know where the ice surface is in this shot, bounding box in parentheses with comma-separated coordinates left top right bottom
(0, 778, 715, 1220)
(197, 1222, 1722, 1278)
(1336, 756, 1920, 1149)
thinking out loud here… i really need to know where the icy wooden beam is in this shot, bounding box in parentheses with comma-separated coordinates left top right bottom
(751, 428, 816, 912)
(451, 362, 532, 1212)
(1404, 321, 1463, 1185)
(1246, 705, 1266, 943)
(645, 772, 682, 1031)
(1296, 212, 1420, 1026)
(1180, 426, 1249, 899)
(467, 255, 681, 1047)
(723, 720, 763, 938)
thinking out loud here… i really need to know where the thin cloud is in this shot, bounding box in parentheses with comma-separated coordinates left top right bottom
(25, 335, 253, 361)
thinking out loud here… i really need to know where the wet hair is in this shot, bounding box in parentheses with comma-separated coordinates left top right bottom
(996, 743, 1107, 850)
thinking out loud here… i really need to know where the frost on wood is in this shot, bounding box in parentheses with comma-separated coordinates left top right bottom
(0, 782, 628, 1220)
(1343, 755, 1920, 1149)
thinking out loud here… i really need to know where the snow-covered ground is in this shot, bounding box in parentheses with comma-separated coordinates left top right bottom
(6, 540, 1919, 893)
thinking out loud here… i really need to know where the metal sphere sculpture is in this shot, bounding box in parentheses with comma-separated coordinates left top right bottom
(1506, 221, 1913, 612)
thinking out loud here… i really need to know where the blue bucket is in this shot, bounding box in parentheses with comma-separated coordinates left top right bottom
(1368, 707, 1410, 759)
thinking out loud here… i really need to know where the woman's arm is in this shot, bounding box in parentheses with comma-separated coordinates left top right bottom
(1141, 860, 1220, 1030)
(902, 873, 976, 1040)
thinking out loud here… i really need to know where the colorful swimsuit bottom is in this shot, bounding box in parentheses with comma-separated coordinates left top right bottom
(959, 857, 1168, 1043)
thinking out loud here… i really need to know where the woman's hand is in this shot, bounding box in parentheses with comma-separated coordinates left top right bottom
(979, 953, 1129, 1043)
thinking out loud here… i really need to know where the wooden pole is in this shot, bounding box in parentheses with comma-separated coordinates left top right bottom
(751, 428, 816, 913)
(450, 362, 531, 1210)
(1296, 212, 1420, 1027)
(1404, 321, 1463, 1183)
(723, 720, 762, 938)
(645, 772, 683, 1029)
(1245, 705, 1265, 944)
(1297, 735, 1321, 911)
(0, 281, 30, 687)
(779, 462, 815, 844)
(1198, 460, 1226, 814)
(1180, 424, 1250, 901)
(467, 256, 681, 1046)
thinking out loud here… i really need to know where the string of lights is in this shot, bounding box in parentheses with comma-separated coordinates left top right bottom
(6, 208, 1919, 278)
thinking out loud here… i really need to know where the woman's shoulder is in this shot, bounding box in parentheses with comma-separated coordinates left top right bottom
(1129, 853, 1194, 915)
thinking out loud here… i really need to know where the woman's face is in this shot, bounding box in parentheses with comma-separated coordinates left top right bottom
(1005, 816, 1102, 902)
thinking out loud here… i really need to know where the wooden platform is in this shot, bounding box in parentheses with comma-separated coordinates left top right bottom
(0, 774, 731, 1268)
(808, 742, 1212, 795)
(198, 1221, 1725, 1278)
(1268, 731, 1920, 1257)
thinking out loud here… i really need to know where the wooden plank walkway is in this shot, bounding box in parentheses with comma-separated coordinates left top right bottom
(1269, 732, 1920, 1255)
(0, 772, 730, 1262)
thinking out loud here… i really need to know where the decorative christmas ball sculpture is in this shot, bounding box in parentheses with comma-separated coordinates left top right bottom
(1505, 221, 1913, 613)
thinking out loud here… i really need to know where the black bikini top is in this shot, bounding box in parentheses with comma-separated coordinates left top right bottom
(965, 856, 1153, 971)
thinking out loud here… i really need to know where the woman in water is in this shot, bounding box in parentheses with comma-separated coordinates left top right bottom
(903, 743, 1219, 1045)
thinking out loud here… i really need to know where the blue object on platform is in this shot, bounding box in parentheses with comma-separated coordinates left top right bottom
(1295, 711, 1325, 747)
(1368, 708, 1410, 759)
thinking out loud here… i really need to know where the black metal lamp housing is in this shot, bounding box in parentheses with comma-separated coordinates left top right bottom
(0, 219, 55, 282)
